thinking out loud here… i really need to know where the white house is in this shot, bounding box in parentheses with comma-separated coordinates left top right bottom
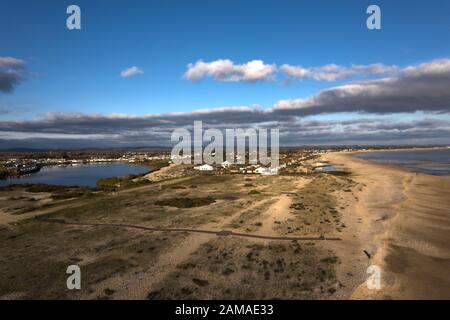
(255, 167, 268, 174)
(270, 167, 279, 174)
(256, 167, 279, 175)
(221, 161, 232, 168)
(194, 164, 214, 171)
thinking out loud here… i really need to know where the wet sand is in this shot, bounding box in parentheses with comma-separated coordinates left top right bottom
(325, 152, 450, 299)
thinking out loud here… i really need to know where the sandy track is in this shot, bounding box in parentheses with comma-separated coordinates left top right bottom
(142, 163, 176, 181)
(258, 194, 293, 236)
(43, 218, 341, 241)
(256, 177, 311, 236)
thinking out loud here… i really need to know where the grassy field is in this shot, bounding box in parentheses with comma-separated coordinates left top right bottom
(0, 166, 358, 299)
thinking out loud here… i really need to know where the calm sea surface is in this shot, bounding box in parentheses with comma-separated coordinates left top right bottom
(354, 149, 450, 175)
(0, 163, 150, 187)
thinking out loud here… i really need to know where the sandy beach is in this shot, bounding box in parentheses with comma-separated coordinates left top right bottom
(325, 152, 450, 299)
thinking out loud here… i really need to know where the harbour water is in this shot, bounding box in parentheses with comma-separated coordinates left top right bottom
(0, 163, 150, 187)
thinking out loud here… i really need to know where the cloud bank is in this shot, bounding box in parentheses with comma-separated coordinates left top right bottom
(274, 59, 450, 115)
(0, 114, 448, 148)
(281, 63, 399, 82)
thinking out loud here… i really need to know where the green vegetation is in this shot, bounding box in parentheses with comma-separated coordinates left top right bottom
(146, 239, 339, 299)
(0, 167, 8, 179)
(321, 256, 339, 264)
(97, 177, 122, 188)
(0, 183, 94, 200)
(144, 160, 170, 171)
(326, 171, 351, 176)
(154, 197, 215, 208)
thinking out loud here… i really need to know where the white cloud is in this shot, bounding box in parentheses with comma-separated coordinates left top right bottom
(184, 59, 277, 82)
(281, 63, 399, 82)
(120, 66, 144, 78)
(280, 64, 310, 80)
(185, 59, 399, 83)
(0, 57, 25, 70)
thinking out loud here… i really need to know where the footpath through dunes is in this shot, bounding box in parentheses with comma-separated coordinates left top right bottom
(256, 177, 313, 237)
(326, 152, 450, 299)
(258, 194, 293, 237)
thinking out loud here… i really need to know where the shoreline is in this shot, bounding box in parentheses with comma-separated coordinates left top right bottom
(325, 152, 450, 299)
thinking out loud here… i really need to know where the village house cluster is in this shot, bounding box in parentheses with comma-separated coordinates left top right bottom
(0, 146, 390, 180)
(171, 148, 336, 176)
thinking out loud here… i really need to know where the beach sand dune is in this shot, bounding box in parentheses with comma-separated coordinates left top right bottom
(326, 152, 450, 299)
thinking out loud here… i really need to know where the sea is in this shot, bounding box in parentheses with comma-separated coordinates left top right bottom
(353, 148, 450, 175)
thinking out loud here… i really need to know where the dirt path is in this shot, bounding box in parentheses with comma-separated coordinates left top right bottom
(258, 194, 293, 236)
(255, 176, 310, 236)
(142, 163, 176, 182)
(42, 218, 341, 241)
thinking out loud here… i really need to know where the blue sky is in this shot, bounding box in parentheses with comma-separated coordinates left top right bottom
(1, 0, 450, 147)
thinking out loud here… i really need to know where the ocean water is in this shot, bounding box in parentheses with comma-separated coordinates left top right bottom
(0, 163, 150, 187)
(354, 149, 450, 175)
